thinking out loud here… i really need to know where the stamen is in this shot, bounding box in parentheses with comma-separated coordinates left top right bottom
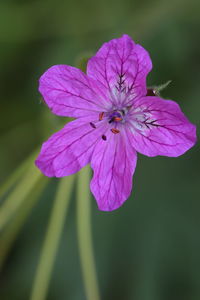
(89, 122, 96, 129)
(113, 117, 122, 122)
(111, 128, 120, 134)
(108, 113, 123, 124)
(99, 112, 104, 121)
(102, 135, 107, 141)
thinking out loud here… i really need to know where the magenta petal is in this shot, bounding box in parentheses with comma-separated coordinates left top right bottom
(87, 34, 152, 100)
(128, 96, 197, 157)
(90, 130, 137, 211)
(39, 65, 108, 118)
(35, 117, 106, 177)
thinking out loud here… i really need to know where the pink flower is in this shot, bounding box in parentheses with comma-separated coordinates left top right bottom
(35, 35, 196, 211)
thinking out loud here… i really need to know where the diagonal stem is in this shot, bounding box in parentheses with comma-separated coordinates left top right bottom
(30, 175, 75, 300)
(0, 150, 38, 201)
(77, 165, 100, 300)
(0, 176, 48, 269)
(0, 163, 42, 231)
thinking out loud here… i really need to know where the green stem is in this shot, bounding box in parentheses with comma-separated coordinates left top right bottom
(0, 150, 38, 200)
(0, 177, 48, 269)
(30, 175, 75, 300)
(77, 165, 100, 300)
(0, 163, 42, 231)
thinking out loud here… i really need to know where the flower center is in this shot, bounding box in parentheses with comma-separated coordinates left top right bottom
(89, 107, 131, 141)
(108, 110, 123, 123)
(108, 106, 131, 124)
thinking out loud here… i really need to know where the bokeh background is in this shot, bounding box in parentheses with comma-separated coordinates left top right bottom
(0, 0, 200, 299)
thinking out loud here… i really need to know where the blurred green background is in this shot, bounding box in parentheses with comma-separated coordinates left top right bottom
(0, 0, 200, 299)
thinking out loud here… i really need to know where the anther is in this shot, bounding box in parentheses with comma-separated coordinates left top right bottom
(99, 112, 104, 121)
(111, 128, 120, 134)
(89, 122, 96, 129)
(108, 116, 122, 124)
(102, 135, 107, 141)
(113, 117, 122, 122)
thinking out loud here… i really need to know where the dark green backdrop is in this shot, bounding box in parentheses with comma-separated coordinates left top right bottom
(0, 0, 199, 299)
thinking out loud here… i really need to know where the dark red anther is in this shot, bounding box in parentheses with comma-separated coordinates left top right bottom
(102, 134, 107, 141)
(99, 112, 104, 121)
(90, 122, 96, 129)
(111, 128, 120, 134)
